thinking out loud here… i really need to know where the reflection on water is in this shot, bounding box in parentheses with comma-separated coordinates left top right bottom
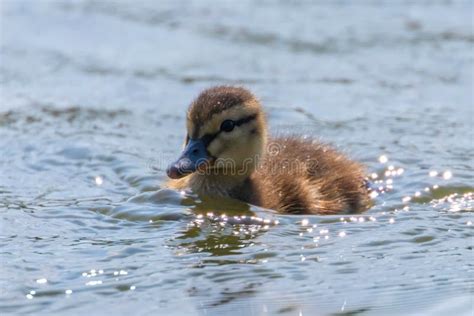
(1, 0, 473, 315)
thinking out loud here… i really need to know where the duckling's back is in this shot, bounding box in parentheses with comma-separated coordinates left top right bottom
(250, 137, 370, 214)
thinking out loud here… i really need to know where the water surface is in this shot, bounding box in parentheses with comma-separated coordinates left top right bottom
(1, 1, 473, 315)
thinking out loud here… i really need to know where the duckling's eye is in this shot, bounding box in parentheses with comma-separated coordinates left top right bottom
(220, 120, 235, 133)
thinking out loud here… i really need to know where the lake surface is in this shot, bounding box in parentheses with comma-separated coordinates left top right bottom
(1, 1, 473, 315)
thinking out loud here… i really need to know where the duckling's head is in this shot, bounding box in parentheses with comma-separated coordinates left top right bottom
(167, 86, 267, 179)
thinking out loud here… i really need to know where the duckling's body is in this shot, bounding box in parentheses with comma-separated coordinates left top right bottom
(166, 86, 370, 214)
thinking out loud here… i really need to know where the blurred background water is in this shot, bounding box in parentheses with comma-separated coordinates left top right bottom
(0, 0, 473, 315)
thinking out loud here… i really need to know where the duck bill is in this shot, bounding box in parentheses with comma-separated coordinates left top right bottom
(166, 139, 212, 179)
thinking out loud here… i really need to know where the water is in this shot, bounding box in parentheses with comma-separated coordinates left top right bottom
(1, 1, 473, 315)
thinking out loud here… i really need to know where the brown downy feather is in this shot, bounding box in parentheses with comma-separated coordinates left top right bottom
(250, 137, 369, 214)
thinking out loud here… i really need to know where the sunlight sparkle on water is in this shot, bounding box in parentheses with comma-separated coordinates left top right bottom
(36, 278, 47, 284)
(443, 170, 453, 180)
(95, 176, 103, 186)
(429, 170, 438, 177)
(378, 155, 388, 163)
(65, 289, 73, 295)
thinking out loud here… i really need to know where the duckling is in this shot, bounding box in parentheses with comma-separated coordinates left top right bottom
(166, 86, 370, 214)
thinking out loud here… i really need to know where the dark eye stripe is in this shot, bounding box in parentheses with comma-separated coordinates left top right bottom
(200, 114, 257, 148)
(234, 114, 257, 126)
